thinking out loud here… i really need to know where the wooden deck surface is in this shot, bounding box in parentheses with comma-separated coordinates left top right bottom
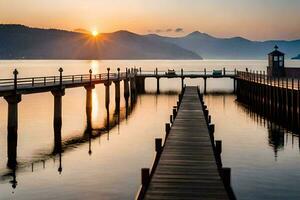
(144, 86, 229, 200)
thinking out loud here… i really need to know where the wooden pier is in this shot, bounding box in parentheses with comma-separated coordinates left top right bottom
(0, 67, 237, 172)
(136, 86, 235, 200)
(236, 71, 300, 131)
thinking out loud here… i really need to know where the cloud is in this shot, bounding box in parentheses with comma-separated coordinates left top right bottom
(175, 28, 184, 33)
(148, 28, 184, 34)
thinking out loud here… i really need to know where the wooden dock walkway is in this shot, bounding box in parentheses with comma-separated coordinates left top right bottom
(138, 86, 233, 200)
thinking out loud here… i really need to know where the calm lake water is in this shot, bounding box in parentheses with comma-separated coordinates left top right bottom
(0, 60, 300, 200)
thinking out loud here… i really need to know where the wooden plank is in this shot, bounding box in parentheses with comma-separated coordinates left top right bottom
(144, 86, 230, 200)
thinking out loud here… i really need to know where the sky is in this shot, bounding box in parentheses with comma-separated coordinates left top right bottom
(1, 0, 300, 40)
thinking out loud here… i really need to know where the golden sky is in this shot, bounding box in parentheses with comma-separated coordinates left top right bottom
(1, 0, 300, 40)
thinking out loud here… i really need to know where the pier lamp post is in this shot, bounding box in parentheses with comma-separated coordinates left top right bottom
(58, 67, 63, 86)
(89, 69, 92, 83)
(13, 69, 18, 91)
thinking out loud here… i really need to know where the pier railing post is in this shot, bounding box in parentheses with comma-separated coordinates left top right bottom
(165, 123, 171, 137)
(59, 67, 63, 87)
(155, 138, 162, 154)
(222, 167, 231, 188)
(13, 69, 18, 91)
(215, 140, 222, 167)
(89, 69, 92, 83)
(141, 168, 150, 187)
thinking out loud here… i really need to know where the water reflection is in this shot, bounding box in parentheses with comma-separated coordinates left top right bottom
(236, 98, 300, 159)
(1, 89, 137, 191)
(267, 124, 284, 159)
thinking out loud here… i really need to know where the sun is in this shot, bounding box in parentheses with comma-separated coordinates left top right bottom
(91, 30, 99, 37)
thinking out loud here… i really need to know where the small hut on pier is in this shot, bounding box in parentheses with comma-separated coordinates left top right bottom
(267, 45, 300, 78)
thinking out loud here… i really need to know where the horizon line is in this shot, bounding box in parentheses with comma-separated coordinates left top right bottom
(1, 23, 300, 42)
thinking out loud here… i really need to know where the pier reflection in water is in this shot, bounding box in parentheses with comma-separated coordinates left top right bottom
(0, 80, 178, 199)
(205, 94, 300, 200)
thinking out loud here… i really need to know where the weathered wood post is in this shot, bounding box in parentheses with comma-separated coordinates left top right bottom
(155, 138, 162, 154)
(258, 71, 263, 105)
(156, 68, 160, 94)
(51, 89, 65, 129)
(165, 123, 171, 137)
(233, 68, 237, 93)
(181, 68, 184, 91)
(222, 167, 231, 188)
(124, 68, 130, 100)
(204, 77, 207, 94)
(209, 124, 215, 142)
(141, 168, 150, 188)
(215, 140, 222, 167)
(173, 107, 177, 119)
(129, 68, 135, 102)
(298, 80, 300, 124)
(114, 68, 121, 110)
(291, 78, 294, 121)
(105, 67, 111, 109)
(286, 77, 289, 117)
(85, 83, 95, 131)
(4, 94, 22, 168)
(53, 108, 63, 155)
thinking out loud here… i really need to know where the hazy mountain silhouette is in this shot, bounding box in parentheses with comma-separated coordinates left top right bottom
(147, 31, 300, 59)
(1, 24, 300, 60)
(0, 24, 201, 59)
(292, 54, 300, 59)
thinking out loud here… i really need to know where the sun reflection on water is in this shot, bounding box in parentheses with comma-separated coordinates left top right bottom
(91, 60, 100, 74)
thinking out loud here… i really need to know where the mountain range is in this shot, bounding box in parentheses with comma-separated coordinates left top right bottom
(147, 31, 300, 59)
(292, 54, 300, 59)
(0, 24, 300, 60)
(0, 24, 200, 60)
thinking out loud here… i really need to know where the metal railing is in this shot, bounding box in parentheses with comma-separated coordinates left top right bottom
(0, 66, 239, 91)
(138, 68, 237, 76)
(237, 71, 300, 90)
(0, 68, 136, 91)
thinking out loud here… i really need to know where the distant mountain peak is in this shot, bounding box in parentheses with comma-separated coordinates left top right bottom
(229, 36, 250, 42)
(111, 30, 138, 36)
(186, 31, 214, 39)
